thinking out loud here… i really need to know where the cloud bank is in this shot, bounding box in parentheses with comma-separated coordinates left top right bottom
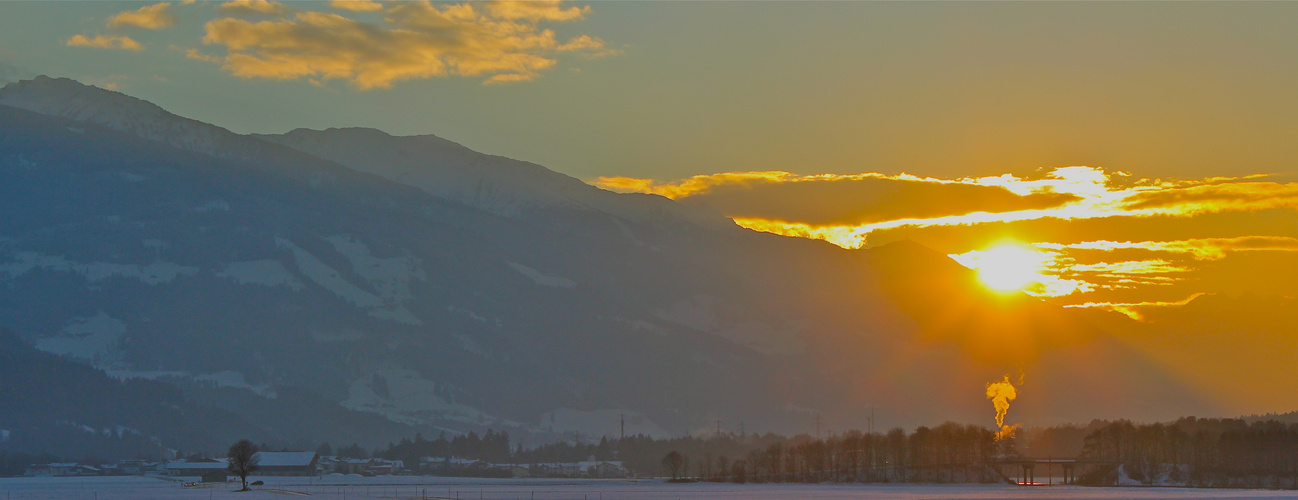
(66, 35, 144, 51)
(600, 166, 1298, 308)
(65, 0, 615, 87)
(198, 0, 615, 88)
(108, 2, 177, 30)
(602, 167, 1297, 250)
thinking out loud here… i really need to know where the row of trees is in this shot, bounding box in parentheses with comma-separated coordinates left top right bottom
(651, 423, 1002, 483)
(367, 422, 1007, 483)
(1081, 417, 1298, 486)
(377, 429, 513, 465)
(366, 418, 1298, 485)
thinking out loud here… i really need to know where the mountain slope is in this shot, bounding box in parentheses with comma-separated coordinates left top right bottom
(255, 127, 729, 229)
(0, 76, 1219, 454)
(0, 97, 830, 445)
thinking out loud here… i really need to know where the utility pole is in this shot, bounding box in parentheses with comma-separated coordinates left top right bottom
(815, 413, 821, 440)
(716, 419, 722, 438)
(739, 422, 745, 437)
(869, 406, 877, 469)
(619, 414, 625, 441)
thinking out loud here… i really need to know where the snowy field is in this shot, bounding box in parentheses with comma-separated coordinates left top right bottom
(5, 476, 1298, 500)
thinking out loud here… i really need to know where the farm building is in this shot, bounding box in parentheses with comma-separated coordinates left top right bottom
(253, 451, 319, 476)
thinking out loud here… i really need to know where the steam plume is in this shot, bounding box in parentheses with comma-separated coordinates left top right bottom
(985, 375, 1017, 428)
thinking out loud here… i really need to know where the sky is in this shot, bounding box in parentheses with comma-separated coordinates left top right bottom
(0, 1, 1295, 323)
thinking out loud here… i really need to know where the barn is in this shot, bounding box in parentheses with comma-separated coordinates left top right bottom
(253, 451, 319, 476)
(165, 459, 229, 482)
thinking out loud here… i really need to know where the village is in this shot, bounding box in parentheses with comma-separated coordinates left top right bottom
(21, 452, 631, 483)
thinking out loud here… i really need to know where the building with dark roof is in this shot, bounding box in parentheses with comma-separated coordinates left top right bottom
(253, 451, 319, 476)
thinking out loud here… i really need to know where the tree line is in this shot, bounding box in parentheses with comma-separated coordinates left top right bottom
(1079, 417, 1298, 487)
(369, 422, 1008, 483)
(15, 413, 1298, 488)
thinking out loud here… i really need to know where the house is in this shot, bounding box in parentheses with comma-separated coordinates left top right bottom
(253, 451, 319, 476)
(532, 462, 581, 477)
(491, 464, 530, 478)
(115, 460, 165, 475)
(531, 460, 627, 478)
(71, 465, 101, 476)
(316, 456, 341, 474)
(23, 463, 104, 477)
(581, 460, 628, 478)
(337, 458, 372, 475)
(24, 463, 68, 477)
(166, 459, 232, 483)
(365, 458, 403, 476)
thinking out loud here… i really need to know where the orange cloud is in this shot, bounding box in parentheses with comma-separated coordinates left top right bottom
(612, 167, 1294, 306)
(198, 1, 612, 88)
(67, 34, 144, 51)
(730, 217, 868, 250)
(596, 171, 1078, 227)
(108, 2, 177, 29)
(485, 0, 589, 21)
(1064, 293, 1207, 321)
(592, 176, 656, 193)
(219, 0, 291, 16)
(329, 0, 383, 12)
(1066, 260, 1190, 276)
(613, 167, 1296, 251)
(1036, 236, 1298, 261)
(1120, 181, 1298, 215)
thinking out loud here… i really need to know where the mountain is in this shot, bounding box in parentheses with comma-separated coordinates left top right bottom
(254, 127, 729, 229)
(0, 76, 1217, 456)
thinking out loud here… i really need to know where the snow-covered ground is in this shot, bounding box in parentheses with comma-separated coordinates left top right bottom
(7, 476, 1298, 500)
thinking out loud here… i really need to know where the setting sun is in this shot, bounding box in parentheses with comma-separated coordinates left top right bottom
(952, 244, 1049, 293)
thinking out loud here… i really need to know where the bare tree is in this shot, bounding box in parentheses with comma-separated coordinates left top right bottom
(662, 450, 684, 480)
(227, 439, 260, 491)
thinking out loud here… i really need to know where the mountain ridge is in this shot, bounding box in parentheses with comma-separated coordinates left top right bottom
(0, 75, 1220, 457)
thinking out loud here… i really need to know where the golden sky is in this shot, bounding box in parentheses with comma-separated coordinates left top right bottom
(596, 166, 1298, 317)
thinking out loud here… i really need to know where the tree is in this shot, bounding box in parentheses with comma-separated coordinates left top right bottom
(662, 450, 684, 480)
(227, 440, 260, 491)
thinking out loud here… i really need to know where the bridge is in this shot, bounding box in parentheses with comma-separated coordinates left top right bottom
(987, 458, 1121, 485)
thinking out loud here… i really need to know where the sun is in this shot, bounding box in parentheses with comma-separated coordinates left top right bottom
(955, 244, 1049, 293)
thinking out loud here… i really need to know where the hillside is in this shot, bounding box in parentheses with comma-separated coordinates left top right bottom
(0, 76, 1215, 455)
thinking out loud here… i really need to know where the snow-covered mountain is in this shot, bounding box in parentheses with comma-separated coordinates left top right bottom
(0, 76, 1216, 456)
(0, 76, 241, 158)
(0, 77, 727, 231)
(256, 127, 730, 229)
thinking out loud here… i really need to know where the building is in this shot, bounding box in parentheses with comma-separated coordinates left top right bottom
(253, 451, 319, 476)
(316, 456, 341, 475)
(165, 459, 229, 483)
(532, 460, 627, 478)
(582, 460, 628, 478)
(337, 458, 372, 475)
(23, 463, 99, 477)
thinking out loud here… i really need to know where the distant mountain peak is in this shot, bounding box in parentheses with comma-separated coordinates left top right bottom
(0, 75, 238, 156)
(0, 75, 172, 123)
(0, 75, 730, 230)
(257, 126, 733, 228)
